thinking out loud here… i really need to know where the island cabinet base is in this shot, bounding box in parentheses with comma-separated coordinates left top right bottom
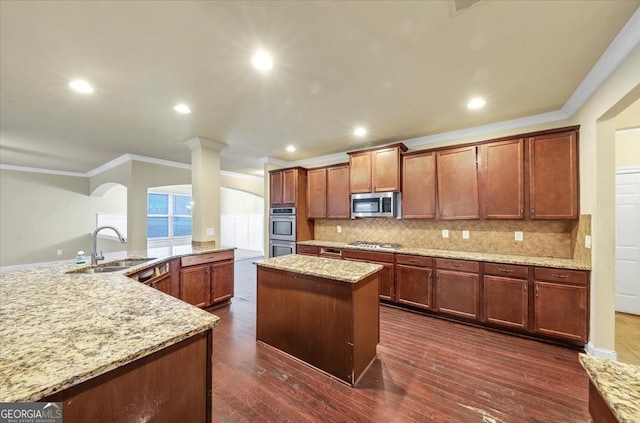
(256, 267, 380, 387)
(588, 378, 619, 423)
(42, 330, 212, 423)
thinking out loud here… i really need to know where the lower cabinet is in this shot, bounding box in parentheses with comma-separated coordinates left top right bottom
(533, 267, 588, 342)
(180, 250, 235, 308)
(483, 263, 529, 330)
(434, 258, 480, 320)
(296, 244, 320, 256)
(343, 249, 394, 301)
(395, 254, 433, 310)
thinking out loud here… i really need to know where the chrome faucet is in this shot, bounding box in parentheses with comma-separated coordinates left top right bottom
(91, 226, 127, 265)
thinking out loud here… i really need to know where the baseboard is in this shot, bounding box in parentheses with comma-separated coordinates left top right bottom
(585, 342, 618, 360)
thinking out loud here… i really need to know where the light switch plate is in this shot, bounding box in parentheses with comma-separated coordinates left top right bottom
(57, 249, 63, 256)
(206, 228, 215, 236)
(585, 235, 592, 249)
(442, 229, 449, 239)
(515, 231, 524, 241)
(337, 225, 342, 233)
(462, 230, 470, 240)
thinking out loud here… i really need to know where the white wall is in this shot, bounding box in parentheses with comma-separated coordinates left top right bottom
(220, 187, 264, 252)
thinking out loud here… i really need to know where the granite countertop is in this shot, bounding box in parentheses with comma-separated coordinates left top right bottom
(297, 240, 590, 270)
(579, 354, 640, 422)
(0, 246, 232, 402)
(255, 255, 383, 283)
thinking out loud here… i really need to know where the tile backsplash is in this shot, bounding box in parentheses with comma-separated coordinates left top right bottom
(314, 215, 592, 261)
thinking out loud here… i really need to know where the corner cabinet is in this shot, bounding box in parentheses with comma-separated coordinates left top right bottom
(402, 151, 437, 219)
(348, 143, 407, 194)
(436, 146, 480, 220)
(528, 130, 579, 219)
(307, 163, 350, 219)
(180, 250, 235, 308)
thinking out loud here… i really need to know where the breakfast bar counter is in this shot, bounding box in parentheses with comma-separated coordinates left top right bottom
(255, 255, 382, 386)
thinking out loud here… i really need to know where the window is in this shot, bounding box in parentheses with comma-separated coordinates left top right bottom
(147, 193, 192, 239)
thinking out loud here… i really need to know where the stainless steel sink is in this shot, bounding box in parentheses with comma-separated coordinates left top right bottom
(71, 258, 156, 274)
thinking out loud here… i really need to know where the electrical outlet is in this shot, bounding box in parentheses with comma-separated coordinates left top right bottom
(57, 249, 63, 256)
(442, 229, 449, 239)
(515, 231, 524, 242)
(337, 225, 342, 233)
(206, 228, 215, 236)
(462, 230, 470, 240)
(585, 235, 592, 249)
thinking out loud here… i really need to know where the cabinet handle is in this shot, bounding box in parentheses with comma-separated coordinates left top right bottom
(453, 263, 463, 268)
(436, 271, 439, 282)
(524, 283, 527, 294)
(428, 270, 432, 281)
(531, 207, 535, 216)
(409, 259, 418, 263)
(550, 273, 568, 279)
(520, 207, 524, 217)
(497, 268, 513, 273)
(535, 284, 539, 297)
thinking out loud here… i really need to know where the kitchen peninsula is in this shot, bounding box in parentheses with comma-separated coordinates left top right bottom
(255, 255, 382, 386)
(0, 246, 232, 422)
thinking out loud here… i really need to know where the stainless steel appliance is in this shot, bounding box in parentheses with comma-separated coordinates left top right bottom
(351, 192, 401, 219)
(347, 241, 402, 250)
(269, 207, 297, 257)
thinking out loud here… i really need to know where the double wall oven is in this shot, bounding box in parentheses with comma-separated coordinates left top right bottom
(269, 207, 296, 257)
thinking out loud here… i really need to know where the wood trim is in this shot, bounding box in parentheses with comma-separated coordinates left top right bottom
(346, 142, 408, 156)
(588, 378, 618, 423)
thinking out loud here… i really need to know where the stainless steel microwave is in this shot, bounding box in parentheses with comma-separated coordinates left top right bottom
(351, 192, 401, 219)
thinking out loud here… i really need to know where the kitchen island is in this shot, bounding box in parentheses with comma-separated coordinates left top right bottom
(0, 246, 230, 422)
(255, 254, 382, 387)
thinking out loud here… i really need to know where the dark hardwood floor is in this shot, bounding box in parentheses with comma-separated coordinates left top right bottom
(209, 258, 589, 422)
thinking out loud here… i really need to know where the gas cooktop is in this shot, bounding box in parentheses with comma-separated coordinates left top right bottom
(347, 241, 402, 250)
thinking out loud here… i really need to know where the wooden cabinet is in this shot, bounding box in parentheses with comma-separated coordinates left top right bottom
(296, 244, 320, 256)
(343, 249, 394, 301)
(128, 259, 179, 297)
(528, 130, 579, 219)
(533, 267, 588, 342)
(307, 164, 350, 219)
(402, 151, 437, 219)
(348, 143, 407, 194)
(395, 254, 433, 310)
(479, 138, 525, 219)
(269, 168, 299, 207)
(436, 146, 480, 220)
(483, 263, 529, 330)
(434, 258, 480, 319)
(180, 250, 235, 308)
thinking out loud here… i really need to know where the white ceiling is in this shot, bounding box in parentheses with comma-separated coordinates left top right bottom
(1, 1, 639, 176)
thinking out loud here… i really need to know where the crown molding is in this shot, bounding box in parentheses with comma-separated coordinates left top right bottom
(84, 154, 133, 177)
(259, 156, 289, 166)
(221, 170, 263, 181)
(184, 137, 227, 151)
(0, 164, 86, 177)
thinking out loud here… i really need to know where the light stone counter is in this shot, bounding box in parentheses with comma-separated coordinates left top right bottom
(255, 254, 383, 283)
(297, 240, 590, 270)
(0, 246, 232, 402)
(579, 354, 640, 422)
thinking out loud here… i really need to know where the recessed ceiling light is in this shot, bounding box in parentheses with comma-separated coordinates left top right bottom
(251, 50, 273, 71)
(68, 79, 94, 94)
(286, 145, 296, 152)
(354, 127, 367, 137)
(467, 97, 486, 109)
(174, 104, 191, 114)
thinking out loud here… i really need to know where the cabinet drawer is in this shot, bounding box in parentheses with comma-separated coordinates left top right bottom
(343, 249, 394, 263)
(319, 247, 342, 259)
(485, 263, 528, 279)
(435, 258, 479, 273)
(297, 244, 320, 256)
(396, 254, 432, 267)
(534, 267, 587, 285)
(181, 250, 234, 267)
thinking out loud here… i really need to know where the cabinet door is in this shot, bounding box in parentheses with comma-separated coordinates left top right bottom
(151, 273, 173, 296)
(484, 275, 528, 330)
(180, 265, 210, 308)
(528, 131, 578, 219)
(307, 168, 327, 219)
(326, 164, 350, 218)
(373, 147, 400, 192)
(481, 138, 524, 219)
(402, 152, 436, 219)
(435, 269, 479, 319)
(211, 260, 234, 305)
(344, 258, 394, 301)
(269, 171, 283, 206)
(534, 281, 586, 342)
(349, 151, 372, 193)
(436, 146, 480, 219)
(281, 168, 297, 205)
(396, 264, 432, 309)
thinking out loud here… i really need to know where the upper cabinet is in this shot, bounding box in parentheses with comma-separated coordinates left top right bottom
(307, 164, 350, 219)
(479, 138, 525, 219)
(270, 168, 298, 206)
(436, 146, 480, 220)
(349, 143, 407, 194)
(402, 151, 437, 219)
(528, 130, 579, 219)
